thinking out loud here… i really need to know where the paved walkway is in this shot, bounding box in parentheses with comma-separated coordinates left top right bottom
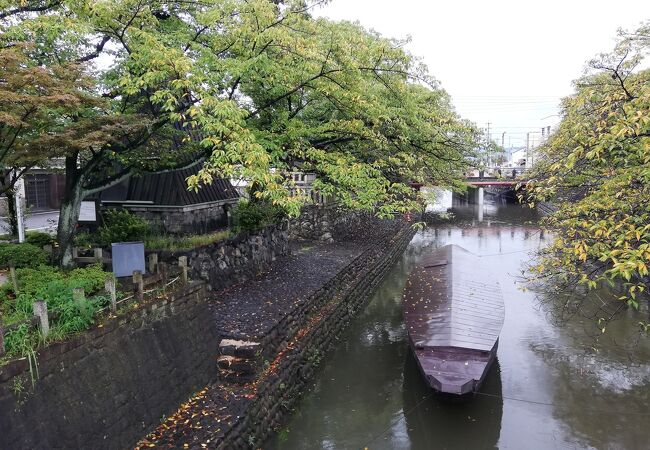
(137, 219, 404, 449)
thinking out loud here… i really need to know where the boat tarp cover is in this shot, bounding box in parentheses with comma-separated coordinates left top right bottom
(403, 245, 505, 352)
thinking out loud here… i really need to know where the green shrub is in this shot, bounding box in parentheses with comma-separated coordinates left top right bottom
(3, 323, 40, 358)
(67, 264, 108, 292)
(74, 231, 97, 248)
(1, 264, 113, 355)
(25, 231, 54, 249)
(232, 200, 285, 233)
(0, 243, 49, 269)
(98, 209, 150, 246)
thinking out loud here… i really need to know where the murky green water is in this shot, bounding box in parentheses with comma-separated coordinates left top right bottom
(268, 201, 650, 450)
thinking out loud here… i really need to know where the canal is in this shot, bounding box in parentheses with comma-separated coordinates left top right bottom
(268, 200, 650, 449)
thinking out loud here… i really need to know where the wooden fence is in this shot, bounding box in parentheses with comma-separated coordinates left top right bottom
(0, 254, 190, 357)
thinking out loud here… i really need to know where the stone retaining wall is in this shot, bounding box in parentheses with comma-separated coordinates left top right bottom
(217, 222, 415, 449)
(158, 225, 290, 292)
(124, 201, 235, 235)
(0, 217, 414, 450)
(537, 201, 557, 216)
(289, 204, 374, 243)
(0, 282, 220, 450)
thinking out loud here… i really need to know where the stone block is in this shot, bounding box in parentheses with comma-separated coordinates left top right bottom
(217, 355, 256, 374)
(219, 339, 261, 359)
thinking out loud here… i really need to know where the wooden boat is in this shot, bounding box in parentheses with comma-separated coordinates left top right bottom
(403, 244, 505, 396)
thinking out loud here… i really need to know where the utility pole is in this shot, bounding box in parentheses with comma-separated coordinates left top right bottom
(14, 173, 25, 243)
(526, 132, 530, 169)
(486, 122, 491, 167)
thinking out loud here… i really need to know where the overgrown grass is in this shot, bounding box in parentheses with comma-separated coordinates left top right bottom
(76, 228, 231, 252)
(144, 230, 231, 251)
(0, 264, 115, 358)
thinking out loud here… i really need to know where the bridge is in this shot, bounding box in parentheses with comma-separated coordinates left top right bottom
(465, 167, 528, 187)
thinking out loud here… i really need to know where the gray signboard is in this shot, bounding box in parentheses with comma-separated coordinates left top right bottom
(111, 242, 146, 278)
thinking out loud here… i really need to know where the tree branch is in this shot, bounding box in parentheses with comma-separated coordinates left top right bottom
(76, 36, 111, 63)
(0, 1, 61, 20)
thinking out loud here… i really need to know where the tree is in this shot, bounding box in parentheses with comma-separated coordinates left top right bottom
(2, 0, 200, 264)
(2, 0, 478, 266)
(183, 7, 477, 214)
(525, 21, 650, 322)
(0, 44, 98, 236)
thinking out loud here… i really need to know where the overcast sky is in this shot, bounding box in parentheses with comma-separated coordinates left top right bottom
(315, 0, 649, 147)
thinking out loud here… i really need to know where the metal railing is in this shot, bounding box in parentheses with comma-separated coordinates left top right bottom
(466, 167, 529, 179)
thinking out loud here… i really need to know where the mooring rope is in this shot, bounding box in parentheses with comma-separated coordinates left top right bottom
(361, 389, 650, 448)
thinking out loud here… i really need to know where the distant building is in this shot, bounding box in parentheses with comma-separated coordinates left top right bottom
(96, 164, 239, 234)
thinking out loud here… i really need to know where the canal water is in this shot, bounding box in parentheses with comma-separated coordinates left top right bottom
(268, 200, 650, 449)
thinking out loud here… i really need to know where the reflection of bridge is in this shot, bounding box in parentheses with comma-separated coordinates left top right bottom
(465, 167, 528, 187)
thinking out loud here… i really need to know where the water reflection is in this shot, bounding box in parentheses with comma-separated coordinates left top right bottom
(402, 353, 502, 450)
(268, 202, 650, 450)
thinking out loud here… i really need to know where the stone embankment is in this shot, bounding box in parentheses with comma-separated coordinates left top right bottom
(138, 218, 415, 449)
(0, 282, 219, 450)
(158, 225, 291, 292)
(0, 213, 414, 449)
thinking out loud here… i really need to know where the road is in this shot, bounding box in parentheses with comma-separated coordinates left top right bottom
(0, 210, 59, 234)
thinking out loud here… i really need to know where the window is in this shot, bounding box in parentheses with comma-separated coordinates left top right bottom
(25, 174, 51, 211)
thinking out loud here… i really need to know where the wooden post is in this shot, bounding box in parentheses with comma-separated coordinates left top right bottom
(93, 248, 103, 264)
(33, 300, 49, 338)
(0, 319, 5, 357)
(105, 275, 117, 312)
(9, 264, 18, 295)
(148, 253, 159, 274)
(72, 287, 87, 315)
(159, 262, 169, 287)
(72, 247, 79, 259)
(133, 270, 144, 301)
(178, 256, 188, 285)
(72, 287, 85, 306)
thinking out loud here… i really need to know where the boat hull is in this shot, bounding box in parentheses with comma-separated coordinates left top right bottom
(403, 244, 505, 396)
(411, 340, 498, 396)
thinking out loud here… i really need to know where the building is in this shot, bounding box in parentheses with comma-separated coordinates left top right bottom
(23, 170, 65, 212)
(96, 164, 240, 234)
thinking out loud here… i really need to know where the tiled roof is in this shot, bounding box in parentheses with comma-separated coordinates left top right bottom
(98, 163, 239, 206)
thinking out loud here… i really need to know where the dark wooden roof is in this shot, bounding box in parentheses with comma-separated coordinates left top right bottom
(98, 164, 239, 206)
(403, 245, 505, 352)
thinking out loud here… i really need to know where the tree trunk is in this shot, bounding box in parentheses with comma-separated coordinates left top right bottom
(56, 184, 84, 268)
(0, 172, 18, 237)
(247, 180, 264, 203)
(55, 155, 85, 268)
(4, 188, 18, 237)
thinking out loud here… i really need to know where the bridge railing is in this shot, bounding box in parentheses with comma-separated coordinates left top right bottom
(466, 167, 528, 179)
